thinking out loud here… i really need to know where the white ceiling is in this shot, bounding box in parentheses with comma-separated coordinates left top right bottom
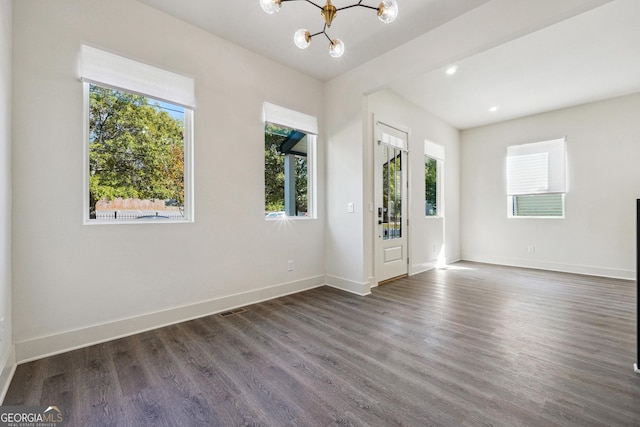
(390, 0, 640, 129)
(138, 0, 490, 82)
(139, 0, 640, 129)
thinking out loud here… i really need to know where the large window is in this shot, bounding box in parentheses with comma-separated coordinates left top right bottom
(263, 103, 317, 219)
(80, 45, 195, 223)
(425, 141, 444, 217)
(507, 138, 567, 218)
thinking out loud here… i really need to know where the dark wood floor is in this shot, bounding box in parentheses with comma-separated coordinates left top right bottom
(4, 262, 640, 426)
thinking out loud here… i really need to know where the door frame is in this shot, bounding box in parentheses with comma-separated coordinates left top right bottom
(373, 116, 412, 286)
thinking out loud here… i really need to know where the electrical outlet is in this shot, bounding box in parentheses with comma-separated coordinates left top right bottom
(288, 260, 294, 271)
(528, 245, 535, 254)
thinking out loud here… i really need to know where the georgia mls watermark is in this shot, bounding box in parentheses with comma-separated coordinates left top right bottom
(0, 406, 63, 427)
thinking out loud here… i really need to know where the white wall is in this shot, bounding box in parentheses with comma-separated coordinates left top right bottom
(322, 0, 601, 294)
(324, 89, 368, 294)
(12, 0, 325, 361)
(0, 0, 14, 399)
(365, 90, 460, 277)
(461, 93, 640, 279)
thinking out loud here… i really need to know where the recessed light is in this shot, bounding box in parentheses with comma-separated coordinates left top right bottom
(445, 66, 458, 76)
(489, 105, 500, 112)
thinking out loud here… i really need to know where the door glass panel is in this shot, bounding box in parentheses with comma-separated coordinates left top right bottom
(382, 144, 402, 240)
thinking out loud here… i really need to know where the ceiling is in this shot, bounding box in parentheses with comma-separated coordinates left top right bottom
(139, 0, 640, 129)
(390, 0, 640, 128)
(138, 0, 490, 82)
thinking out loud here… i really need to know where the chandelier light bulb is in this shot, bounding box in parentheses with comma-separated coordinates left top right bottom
(260, 0, 282, 15)
(329, 38, 345, 58)
(294, 29, 311, 49)
(378, 0, 399, 24)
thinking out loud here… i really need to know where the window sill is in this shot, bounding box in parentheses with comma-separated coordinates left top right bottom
(84, 218, 193, 225)
(265, 216, 315, 221)
(507, 216, 565, 219)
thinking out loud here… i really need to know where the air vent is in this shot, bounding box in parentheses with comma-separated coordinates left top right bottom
(218, 308, 247, 318)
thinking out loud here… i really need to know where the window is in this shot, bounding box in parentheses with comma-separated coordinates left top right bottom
(80, 45, 195, 223)
(425, 141, 444, 217)
(263, 103, 317, 218)
(507, 138, 567, 218)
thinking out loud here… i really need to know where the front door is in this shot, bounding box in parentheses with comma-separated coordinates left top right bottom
(375, 121, 408, 284)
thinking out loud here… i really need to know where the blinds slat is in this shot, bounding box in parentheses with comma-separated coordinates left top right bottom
(507, 138, 566, 196)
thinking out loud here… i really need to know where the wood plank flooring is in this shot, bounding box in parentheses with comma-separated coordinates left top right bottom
(4, 262, 640, 426)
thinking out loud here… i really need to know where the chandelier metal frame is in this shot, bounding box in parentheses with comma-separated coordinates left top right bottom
(260, 0, 399, 58)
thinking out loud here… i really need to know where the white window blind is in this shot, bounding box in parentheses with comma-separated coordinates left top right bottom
(425, 141, 444, 160)
(79, 45, 196, 109)
(507, 138, 566, 196)
(263, 102, 318, 135)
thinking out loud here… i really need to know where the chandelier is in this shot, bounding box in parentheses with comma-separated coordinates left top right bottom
(259, 0, 399, 58)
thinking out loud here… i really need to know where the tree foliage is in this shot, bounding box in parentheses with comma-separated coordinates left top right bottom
(88, 85, 184, 218)
(264, 132, 285, 212)
(425, 157, 437, 215)
(382, 147, 403, 223)
(264, 124, 308, 215)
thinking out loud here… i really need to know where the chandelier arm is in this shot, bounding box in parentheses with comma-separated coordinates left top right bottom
(336, 2, 377, 12)
(322, 30, 332, 43)
(309, 30, 324, 38)
(281, 0, 324, 10)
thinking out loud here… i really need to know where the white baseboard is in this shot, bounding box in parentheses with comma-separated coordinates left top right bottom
(0, 345, 16, 403)
(460, 254, 634, 280)
(15, 275, 325, 364)
(367, 276, 377, 288)
(410, 261, 437, 276)
(447, 256, 462, 264)
(325, 275, 372, 296)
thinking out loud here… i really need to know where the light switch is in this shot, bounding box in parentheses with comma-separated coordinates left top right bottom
(348, 202, 354, 213)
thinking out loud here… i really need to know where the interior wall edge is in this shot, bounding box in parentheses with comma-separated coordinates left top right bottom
(0, 345, 16, 403)
(14, 275, 326, 364)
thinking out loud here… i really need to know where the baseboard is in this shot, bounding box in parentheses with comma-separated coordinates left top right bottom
(325, 275, 372, 296)
(410, 261, 437, 275)
(460, 254, 634, 280)
(0, 345, 16, 403)
(15, 275, 325, 364)
(367, 276, 377, 288)
(447, 256, 462, 264)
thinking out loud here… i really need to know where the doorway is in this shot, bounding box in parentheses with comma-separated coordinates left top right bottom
(374, 120, 409, 284)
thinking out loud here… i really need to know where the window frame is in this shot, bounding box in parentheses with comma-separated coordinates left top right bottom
(506, 138, 567, 219)
(424, 141, 444, 218)
(82, 82, 195, 225)
(507, 193, 565, 219)
(263, 103, 317, 220)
